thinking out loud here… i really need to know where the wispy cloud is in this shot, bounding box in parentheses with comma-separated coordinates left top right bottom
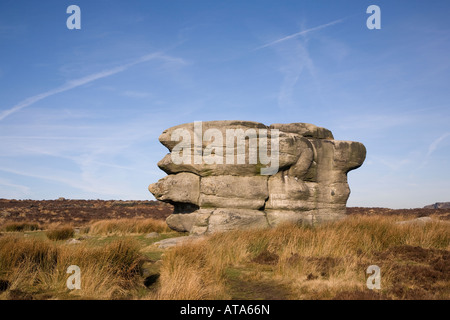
(414, 132, 450, 171)
(254, 19, 344, 108)
(276, 41, 318, 108)
(0, 52, 186, 121)
(0, 113, 169, 199)
(0, 163, 150, 199)
(426, 132, 450, 158)
(255, 19, 344, 50)
(0, 177, 30, 194)
(373, 155, 412, 172)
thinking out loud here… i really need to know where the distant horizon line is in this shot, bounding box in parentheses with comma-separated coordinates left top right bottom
(0, 197, 446, 210)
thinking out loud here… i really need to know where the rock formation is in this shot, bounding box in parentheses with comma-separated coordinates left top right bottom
(149, 121, 366, 234)
(423, 202, 450, 209)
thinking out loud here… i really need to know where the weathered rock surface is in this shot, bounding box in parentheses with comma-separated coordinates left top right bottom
(145, 232, 160, 239)
(149, 121, 366, 234)
(153, 235, 204, 249)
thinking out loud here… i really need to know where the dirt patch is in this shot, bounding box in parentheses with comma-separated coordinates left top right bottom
(224, 265, 292, 300)
(374, 245, 449, 266)
(8, 289, 34, 300)
(227, 278, 292, 300)
(390, 264, 442, 286)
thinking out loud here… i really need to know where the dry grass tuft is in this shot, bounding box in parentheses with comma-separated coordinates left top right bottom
(45, 225, 75, 241)
(0, 235, 145, 299)
(148, 239, 230, 300)
(1, 222, 40, 232)
(87, 218, 172, 235)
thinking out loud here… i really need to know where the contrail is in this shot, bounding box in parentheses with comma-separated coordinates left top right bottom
(255, 19, 344, 50)
(427, 132, 450, 157)
(0, 52, 184, 121)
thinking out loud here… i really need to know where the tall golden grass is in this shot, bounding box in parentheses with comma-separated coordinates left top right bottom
(0, 215, 448, 300)
(151, 215, 449, 300)
(87, 218, 172, 235)
(0, 235, 145, 299)
(1, 222, 40, 232)
(45, 225, 74, 241)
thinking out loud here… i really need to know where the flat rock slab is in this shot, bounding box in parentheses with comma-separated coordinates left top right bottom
(145, 232, 160, 238)
(153, 235, 204, 249)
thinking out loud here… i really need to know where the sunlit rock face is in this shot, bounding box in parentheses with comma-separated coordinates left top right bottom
(149, 121, 366, 234)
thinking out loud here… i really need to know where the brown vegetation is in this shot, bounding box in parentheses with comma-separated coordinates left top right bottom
(0, 199, 173, 227)
(149, 215, 449, 300)
(87, 218, 171, 235)
(0, 235, 146, 299)
(0, 199, 449, 300)
(45, 225, 75, 241)
(347, 207, 450, 219)
(1, 222, 40, 232)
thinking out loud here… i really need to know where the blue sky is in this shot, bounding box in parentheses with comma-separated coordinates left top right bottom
(0, 0, 449, 208)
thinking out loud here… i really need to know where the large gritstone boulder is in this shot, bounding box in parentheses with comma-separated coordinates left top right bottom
(149, 121, 366, 234)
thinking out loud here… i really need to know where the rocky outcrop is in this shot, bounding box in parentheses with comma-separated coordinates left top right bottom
(149, 121, 366, 234)
(424, 202, 450, 209)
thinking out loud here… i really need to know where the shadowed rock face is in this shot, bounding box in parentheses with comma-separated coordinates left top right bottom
(149, 121, 366, 234)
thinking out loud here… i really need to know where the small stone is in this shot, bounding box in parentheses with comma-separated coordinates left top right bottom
(145, 232, 159, 239)
(154, 236, 202, 249)
(66, 238, 81, 245)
